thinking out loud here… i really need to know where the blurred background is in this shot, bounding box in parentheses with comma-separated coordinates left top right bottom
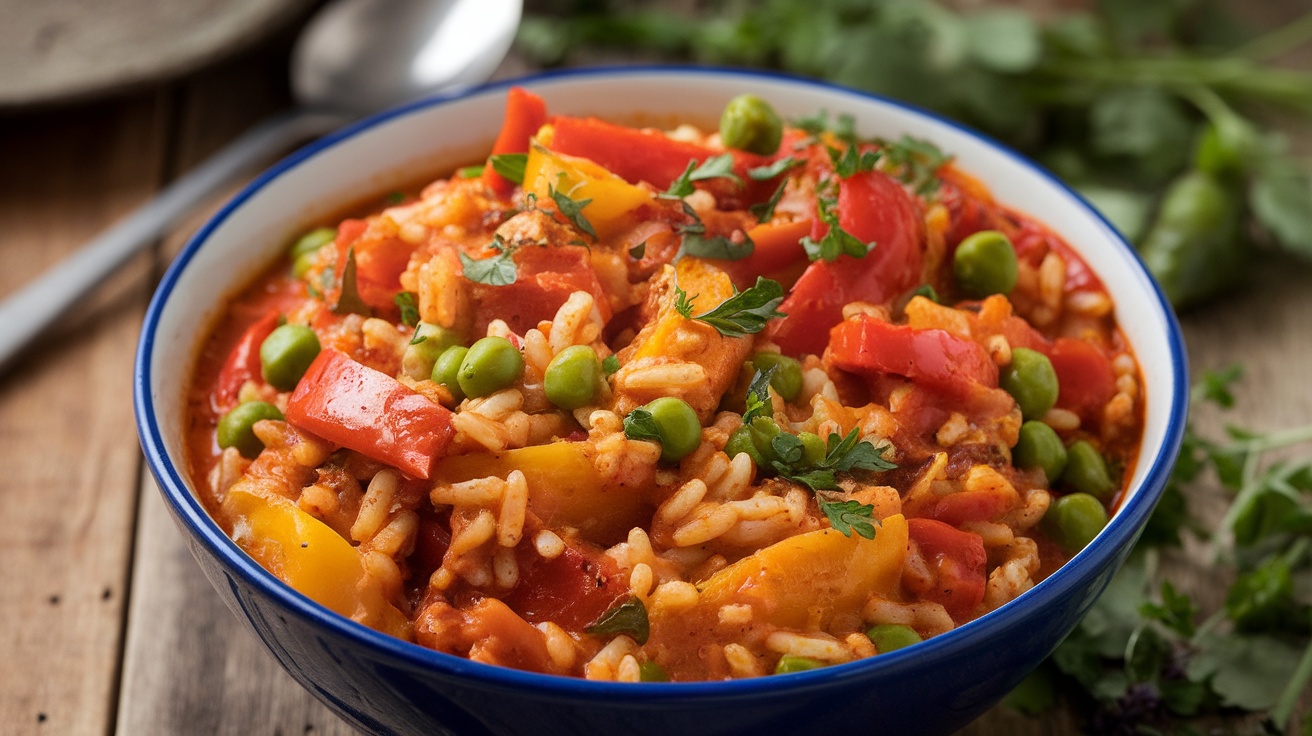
(1, 1, 1309, 734)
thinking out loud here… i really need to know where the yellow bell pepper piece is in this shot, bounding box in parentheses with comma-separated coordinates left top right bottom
(431, 442, 650, 544)
(523, 136, 652, 239)
(675, 514, 909, 630)
(224, 483, 411, 640)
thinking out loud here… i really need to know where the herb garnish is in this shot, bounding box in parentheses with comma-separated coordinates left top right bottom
(749, 179, 788, 223)
(488, 152, 528, 185)
(585, 596, 650, 645)
(394, 291, 419, 327)
(800, 196, 872, 262)
(747, 156, 802, 181)
(673, 203, 755, 261)
(672, 279, 697, 318)
(878, 136, 951, 196)
(774, 427, 897, 493)
(828, 144, 881, 179)
(332, 247, 372, 317)
(665, 154, 741, 197)
(687, 277, 785, 338)
(741, 366, 775, 425)
(622, 408, 661, 443)
(459, 238, 518, 286)
(548, 184, 597, 239)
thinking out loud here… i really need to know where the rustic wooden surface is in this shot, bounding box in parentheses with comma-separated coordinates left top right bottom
(0, 9, 1308, 736)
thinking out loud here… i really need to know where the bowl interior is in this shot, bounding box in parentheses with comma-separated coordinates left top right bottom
(137, 67, 1186, 691)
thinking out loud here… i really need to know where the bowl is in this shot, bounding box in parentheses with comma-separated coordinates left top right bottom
(135, 67, 1188, 736)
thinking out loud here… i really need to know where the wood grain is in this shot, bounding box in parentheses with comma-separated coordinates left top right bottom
(0, 93, 166, 734)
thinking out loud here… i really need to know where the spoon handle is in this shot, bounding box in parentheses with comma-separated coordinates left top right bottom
(0, 108, 348, 374)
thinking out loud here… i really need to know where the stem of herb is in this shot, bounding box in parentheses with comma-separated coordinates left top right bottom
(1269, 631, 1312, 731)
(1227, 9, 1312, 62)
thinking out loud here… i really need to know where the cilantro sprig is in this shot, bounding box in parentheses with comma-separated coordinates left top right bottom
(460, 237, 518, 286)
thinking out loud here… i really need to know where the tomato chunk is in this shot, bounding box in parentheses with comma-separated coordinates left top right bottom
(773, 170, 924, 356)
(906, 518, 987, 620)
(1048, 337, 1117, 423)
(501, 539, 628, 632)
(284, 349, 455, 479)
(468, 244, 611, 336)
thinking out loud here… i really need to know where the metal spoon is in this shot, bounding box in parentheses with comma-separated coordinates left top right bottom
(0, 0, 522, 372)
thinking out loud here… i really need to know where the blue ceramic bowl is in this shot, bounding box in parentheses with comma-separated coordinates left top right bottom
(135, 67, 1188, 736)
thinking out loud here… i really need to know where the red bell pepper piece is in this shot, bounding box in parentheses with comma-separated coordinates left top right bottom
(501, 538, 628, 632)
(483, 86, 548, 196)
(905, 518, 987, 620)
(721, 218, 813, 291)
(772, 170, 925, 356)
(285, 349, 455, 479)
(1047, 337, 1116, 423)
(827, 316, 999, 399)
(548, 115, 721, 190)
(214, 309, 280, 410)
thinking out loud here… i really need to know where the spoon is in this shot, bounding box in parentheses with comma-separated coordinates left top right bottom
(0, 0, 522, 372)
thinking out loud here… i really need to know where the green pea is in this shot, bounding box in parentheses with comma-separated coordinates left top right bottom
(431, 345, 469, 402)
(646, 397, 702, 463)
(720, 94, 784, 155)
(953, 230, 1018, 298)
(774, 655, 824, 674)
(544, 345, 602, 410)
(289, 228, 336, 278)
(260, 324, 321, 391)
(1000, 348, 1059, 421)
(401, 322, 464, 380)
(910, 283, 939, 303)
(217, 401, 284, 459)
(638, 661, 669, 682)
(866, 624, 922, 653)
(1014, 420, 1068, 483)
(288, 226, 336, 259)
(798, 431, 827, 467)
(724, 425, 766, 467)
(1063, 440, 1116, 499)
(751, 352, 803, 403)
(457, 336, 524, 398)
(1042, 492, 1109, 553)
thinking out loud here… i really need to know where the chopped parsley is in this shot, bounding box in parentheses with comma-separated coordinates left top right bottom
(459, 239, 518, 286)
(548, 184, 597, 239)
(800, 195, 873, 262)
(664, 154, 742, 198)
(331, 247, 372, 317)
(488, 152, 528, 184)
(394, 291, 419, 327)
(585, 596, 650, 645)
(688, 277, 785, 338)
(622, 407, 662, 443)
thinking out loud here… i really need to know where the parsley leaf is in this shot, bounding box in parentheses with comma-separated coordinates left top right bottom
(456, 164, 485, 178)
(742, 366, 775, 425)
(774, 428, 896, 493)
(394, 291, 419, 327)
(800, 196, 872, 262)
(749, 179, 788, 223)
(672, 279, 697, 318)
(548, 185, 597, 239)
(879, 135, 952, 197)
(689, 277, 785, 337)
(828, 144, 881, 178)
(664, 154, 742, 197)
(332, 247, 373, 317)
(460, 245, 517, 286)
(747, 156, 802, 180)
(628, 241, 646, 259)
(488, 152, 528, 185)
(674, 203, 755, 261)
(819, 498, 880, 539)
(585, 596, 650, 645)
(623, 407, 662, 443)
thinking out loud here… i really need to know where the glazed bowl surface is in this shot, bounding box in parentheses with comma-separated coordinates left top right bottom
(135, 66, 1188, 736)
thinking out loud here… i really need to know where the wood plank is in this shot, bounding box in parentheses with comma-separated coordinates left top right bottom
(0, 92, 167, 735)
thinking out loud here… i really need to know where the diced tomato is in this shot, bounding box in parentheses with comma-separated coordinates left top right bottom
(501, 539, 628, 632)
(468, 244, 611, 335)
(905, 518, 987, 620)
(721, 218, 813, 290)
(284, 349, 455, 479)
(1047, 337, 1117, 423)
(827, 316, 999, 399)
(772, 170, 925, 356)
(933, 488, 1016, 526)
(483, 86, 548, 196)
(213, 309, 280, 410)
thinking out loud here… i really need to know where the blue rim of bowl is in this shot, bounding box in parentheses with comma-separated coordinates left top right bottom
(135, 64, 1189, 701)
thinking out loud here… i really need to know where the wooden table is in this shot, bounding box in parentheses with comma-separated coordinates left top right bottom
(2, 17, 1308, 736)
